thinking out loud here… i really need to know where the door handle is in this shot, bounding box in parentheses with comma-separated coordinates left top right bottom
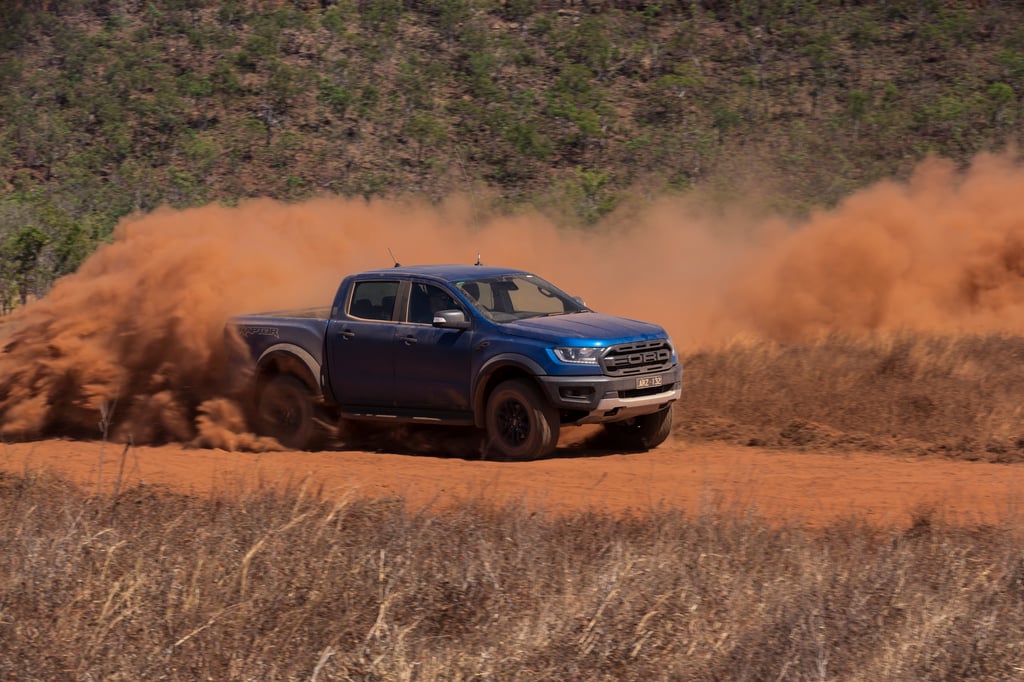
(340, 330, 356, 339)
(400, 335, 418, 346)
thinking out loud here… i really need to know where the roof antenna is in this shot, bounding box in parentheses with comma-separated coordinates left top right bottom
(388, 248, 401, 268)
(475, 251, 483, 266)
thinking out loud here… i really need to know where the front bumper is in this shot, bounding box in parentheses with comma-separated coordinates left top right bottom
(537, 364, 682, 424)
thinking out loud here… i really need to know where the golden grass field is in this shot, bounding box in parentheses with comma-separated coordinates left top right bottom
(2, 460, 1023, 681)
(679, 332, 1024, 461)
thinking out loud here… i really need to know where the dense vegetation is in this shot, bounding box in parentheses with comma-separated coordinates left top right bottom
(4, 469, 1024, 680)
(2, 0, 1023, 311)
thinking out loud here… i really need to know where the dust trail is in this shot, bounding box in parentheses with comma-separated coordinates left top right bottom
(731, 153, 1024, 341)
(1, 152, 1022, 445)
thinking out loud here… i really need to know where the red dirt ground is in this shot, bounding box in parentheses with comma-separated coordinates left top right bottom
(4, 432, 1023, 528)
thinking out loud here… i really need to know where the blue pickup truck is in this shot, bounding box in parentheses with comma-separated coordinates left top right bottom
(229, 265, 682, 459)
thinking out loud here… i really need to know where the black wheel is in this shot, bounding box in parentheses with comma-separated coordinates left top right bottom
(255, 374, 322, 450)
(604, 408, 673, 451)
(485, 379, 560, 461)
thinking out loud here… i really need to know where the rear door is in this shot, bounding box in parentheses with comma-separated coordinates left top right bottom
(392, 281, 475, 412)
(325, 279, 400, 407)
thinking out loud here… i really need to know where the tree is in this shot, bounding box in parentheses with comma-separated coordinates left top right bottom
(3, 224, 49, 306)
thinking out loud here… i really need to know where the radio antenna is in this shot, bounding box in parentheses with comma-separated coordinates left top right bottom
(388, 248, 401, 268)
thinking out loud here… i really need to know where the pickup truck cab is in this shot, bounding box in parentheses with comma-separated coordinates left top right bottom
(230, 265, 682, 459)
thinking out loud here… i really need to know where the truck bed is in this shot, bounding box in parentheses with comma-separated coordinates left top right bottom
(229, 307, 332, 370)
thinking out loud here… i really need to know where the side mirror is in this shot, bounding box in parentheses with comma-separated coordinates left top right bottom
(433, 309, 471, 329)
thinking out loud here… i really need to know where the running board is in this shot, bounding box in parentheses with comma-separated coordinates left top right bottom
(340, 407, 475, 426)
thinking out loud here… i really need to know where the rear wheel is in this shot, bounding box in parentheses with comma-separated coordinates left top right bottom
(485, 379, 559, 461)
(255, 374, 325, 450)
(604, 408, 673, 451)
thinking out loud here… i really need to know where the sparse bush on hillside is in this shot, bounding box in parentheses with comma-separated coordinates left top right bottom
(2, 1, 1024, 301)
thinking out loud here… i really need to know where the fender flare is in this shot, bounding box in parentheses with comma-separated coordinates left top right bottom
(472, 353, 547, 428)
(256, 343, 322, 392)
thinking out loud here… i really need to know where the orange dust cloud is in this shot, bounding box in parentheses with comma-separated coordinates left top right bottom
(1, 152, 1022, 444)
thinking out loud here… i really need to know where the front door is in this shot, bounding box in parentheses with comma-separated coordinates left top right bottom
(393, 281, 475, 412)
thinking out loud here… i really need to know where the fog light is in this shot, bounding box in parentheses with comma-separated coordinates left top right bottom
(559, 386, 594, 401)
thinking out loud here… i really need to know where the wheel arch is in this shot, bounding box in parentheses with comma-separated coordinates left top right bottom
(473, 354, 547, 428)
(256, 344, 322, 395)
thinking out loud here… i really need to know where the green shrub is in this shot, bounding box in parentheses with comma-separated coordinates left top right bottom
(406, 111, 448, 160)
(465, 52, 499, 99)
(566, 167, 618, 225)
(210, 60, 245, 97)
(0, 58, 23, 90)
(318, 79, 353, 118)
(322, 3, 358, 39)
(712, 104, 742, 139)
(504, 120, 552, 160)
(1, 224, 48, 305)
(167, 166, 204, 205)
(561, 16, 614, 75)
(424, 0, 471, 38)
(182, 132, 220, 174)
(177, 73, 214, 98)
(266, 61, 311, 110)
(640, 67, 704, 124)
(361, 0, 403, 33)
(215, 1, 247, 27)
(503, 0, 535, 23)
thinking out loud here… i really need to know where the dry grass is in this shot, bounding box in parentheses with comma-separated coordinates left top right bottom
(678, 332, 1024, 461)
(2, 470, 1023, 680)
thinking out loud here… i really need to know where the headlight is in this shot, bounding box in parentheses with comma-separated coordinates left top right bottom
(553, 346, 602, 365)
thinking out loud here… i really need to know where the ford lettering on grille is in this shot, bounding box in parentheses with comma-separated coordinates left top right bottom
(602, 340, 674, 376)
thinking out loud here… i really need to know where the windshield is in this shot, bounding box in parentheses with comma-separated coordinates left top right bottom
(452, 274, 588, 322)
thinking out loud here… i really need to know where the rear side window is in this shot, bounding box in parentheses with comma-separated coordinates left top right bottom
(348, 280, 399, 321)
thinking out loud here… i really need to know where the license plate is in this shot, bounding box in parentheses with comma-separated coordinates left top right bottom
(636, 375, 663, 389)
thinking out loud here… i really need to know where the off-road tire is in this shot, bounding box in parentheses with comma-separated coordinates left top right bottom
(255, 374, 325, 450)
(604, 407, 673, 451)
(485, 379, 560, 461)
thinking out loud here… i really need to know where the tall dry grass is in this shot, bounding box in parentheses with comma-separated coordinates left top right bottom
(2, 470, 1023, 680)
(679, 332, 1024, 460)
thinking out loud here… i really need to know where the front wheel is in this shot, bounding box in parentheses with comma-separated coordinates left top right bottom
(485, 379, 560, 461)
(603, 408, 673, 451)
(255, 374, 324, 450)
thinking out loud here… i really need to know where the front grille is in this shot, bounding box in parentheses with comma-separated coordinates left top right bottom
(601, 339, 674, 377)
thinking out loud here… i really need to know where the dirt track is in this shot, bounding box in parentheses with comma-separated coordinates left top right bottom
(4, 432, 1023, 528)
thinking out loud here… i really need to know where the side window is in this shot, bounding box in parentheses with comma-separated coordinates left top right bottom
(407, 282, 459, 324)
(348, 280, 399, 321)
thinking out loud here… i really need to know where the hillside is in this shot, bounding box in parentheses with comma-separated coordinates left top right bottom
(1, 0, 1023, 310)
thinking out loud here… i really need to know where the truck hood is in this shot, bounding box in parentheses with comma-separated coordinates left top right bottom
(500, 312, 667, 345)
